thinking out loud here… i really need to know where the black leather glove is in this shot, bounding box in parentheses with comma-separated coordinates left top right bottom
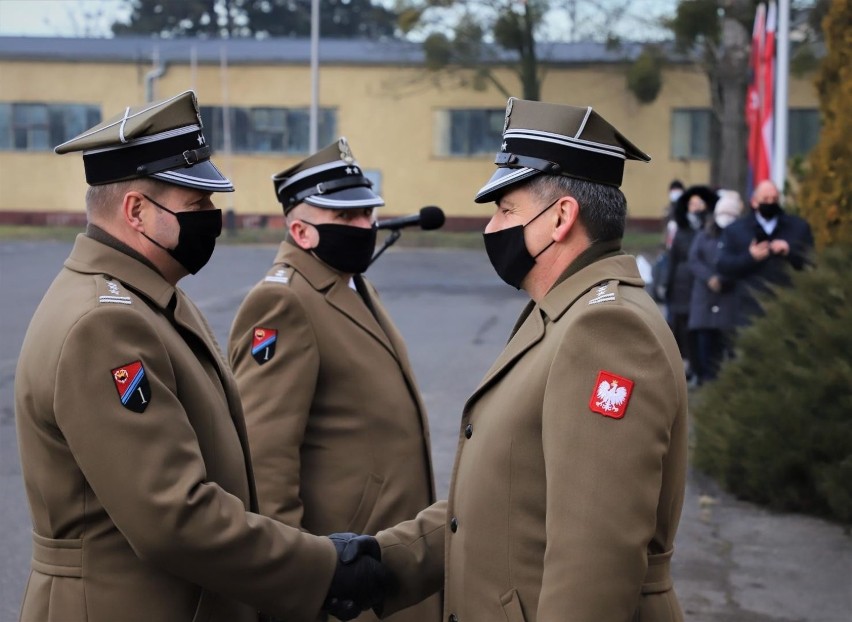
(323, 533, 394, 621)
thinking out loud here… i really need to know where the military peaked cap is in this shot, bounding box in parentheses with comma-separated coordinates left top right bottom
(475, 97, 651, 203)
(273, 137, 383, 213)
(54, 91, 234, 193)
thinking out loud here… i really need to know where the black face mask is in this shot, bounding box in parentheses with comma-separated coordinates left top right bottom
(141, 194, 222, 275)
(758, 202, 782, 220)
(482, 198, 558, 289)
(304, 221, 377, 274)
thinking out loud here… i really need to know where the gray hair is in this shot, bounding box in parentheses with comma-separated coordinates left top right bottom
(85, 178, 161, 222)
(524, 174, 627, 243)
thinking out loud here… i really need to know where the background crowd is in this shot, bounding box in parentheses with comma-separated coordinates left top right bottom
(656, 177, 813, 387)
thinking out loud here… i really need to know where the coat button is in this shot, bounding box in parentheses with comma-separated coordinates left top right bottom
(450, 517, 458, 532)
(449, 615, 458, 622)
(711, 305, 720, 313)
(464, 424, 473, 439)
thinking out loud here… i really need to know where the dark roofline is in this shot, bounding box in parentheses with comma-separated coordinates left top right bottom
(0, 35, 689, 67)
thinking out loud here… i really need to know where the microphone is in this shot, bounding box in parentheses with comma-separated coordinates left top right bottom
(376, 206, 445, 231)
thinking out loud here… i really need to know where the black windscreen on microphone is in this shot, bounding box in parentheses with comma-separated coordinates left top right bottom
(418, 206, 445, 231)
(376, 206, 446, 231)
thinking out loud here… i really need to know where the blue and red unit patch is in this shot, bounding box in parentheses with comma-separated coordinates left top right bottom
(111, 360, 151, 413)
(252, 327, 278, 365)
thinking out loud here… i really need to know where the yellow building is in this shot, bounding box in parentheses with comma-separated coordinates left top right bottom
(0, 36, 819, 228)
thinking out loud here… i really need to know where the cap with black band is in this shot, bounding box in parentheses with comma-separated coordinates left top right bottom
(54, 90, 234, 193)
(474, 97, 650, 204)
(273, 137, 383, 213)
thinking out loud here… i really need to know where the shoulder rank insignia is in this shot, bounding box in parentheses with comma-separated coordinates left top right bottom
(588, 282, 616, 305)
(99, 278, 132, 305)
(264, 267, 290, 284)
(111, 361, 150, 413)
(252, 327, 278, 365)
(589, 370, 634, 419)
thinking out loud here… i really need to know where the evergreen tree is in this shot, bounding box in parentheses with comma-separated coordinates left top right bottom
(796, 0, 852, 249)
(693, 246, 852, 525)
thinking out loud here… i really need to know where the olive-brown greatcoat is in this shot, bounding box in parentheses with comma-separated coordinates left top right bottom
(15, 234, 337, 622)
(228, 241, 440, 622)
(376, 253, 689, 622)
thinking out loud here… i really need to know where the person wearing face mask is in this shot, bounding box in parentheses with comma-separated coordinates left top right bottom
(227, 138, 441, 622)
(14, 93, 390, 622)
(663, 179, 684, 250)
(717, 179, 814, 326)
(664, 185, 719, 383)
(686, 190, 744, 384)
(337, 99, 688, 622)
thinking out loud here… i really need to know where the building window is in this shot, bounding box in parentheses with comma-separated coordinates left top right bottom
(788, 108, 820, 157)
(0, 102, 100, 151)
(434, 109, 505, 157)
(670, 108, 712, 160)
(199, 106, 336, 154)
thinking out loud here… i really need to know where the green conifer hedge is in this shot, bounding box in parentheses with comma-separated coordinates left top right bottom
(692, 246, 852, 525)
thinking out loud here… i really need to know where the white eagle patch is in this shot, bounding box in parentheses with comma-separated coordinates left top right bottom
(595, 380, 628, 412)
(588, 370, 634, 419)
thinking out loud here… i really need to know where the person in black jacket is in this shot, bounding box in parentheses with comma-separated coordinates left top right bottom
(687, 190, 743, 384)
(717, 180, 814, 326)
(665, 185, 718, 379)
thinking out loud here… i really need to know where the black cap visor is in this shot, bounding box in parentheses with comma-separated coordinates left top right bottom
(152, 160, 234, 193)
(474, 167, 540, 204)
(304, 185, 384, 210)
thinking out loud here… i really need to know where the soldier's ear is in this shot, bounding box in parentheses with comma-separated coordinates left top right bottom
(288, 217, 316, 250)
(123, 191, 147, 232)
(552, 196, 580, 243)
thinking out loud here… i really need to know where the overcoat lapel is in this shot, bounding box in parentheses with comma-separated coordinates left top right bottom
(464, 303, 547, 411)
(324, 280, 396, 357)
(166, 291, 260, 509)
(279, 242, 398, 360)
(369, 292, 412, 372)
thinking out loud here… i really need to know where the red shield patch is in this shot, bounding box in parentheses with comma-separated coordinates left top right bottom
(111, 360, 151, 413)
(589, 370, 634, 419)
(251, 327, 278, 365)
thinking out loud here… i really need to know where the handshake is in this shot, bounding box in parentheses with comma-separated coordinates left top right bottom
(322, 532, 397, 621)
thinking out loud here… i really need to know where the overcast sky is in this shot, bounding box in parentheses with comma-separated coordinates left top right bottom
(0, 0, 128, 36)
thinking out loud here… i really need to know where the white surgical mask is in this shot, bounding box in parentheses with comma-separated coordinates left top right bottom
(714, 213, 736, 229)
(669, 190, 683, 203)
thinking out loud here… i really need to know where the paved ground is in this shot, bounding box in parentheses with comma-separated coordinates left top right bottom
(1, 240, 850, 621)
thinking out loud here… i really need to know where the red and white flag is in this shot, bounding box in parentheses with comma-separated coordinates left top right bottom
(746, 3, 774, 194)
(759, 1, 777, 185)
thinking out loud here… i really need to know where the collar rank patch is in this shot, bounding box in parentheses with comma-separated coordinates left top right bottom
(252, 327, 278, 365)
(589, 370, 634, 419)
(111, 361, 151, 413)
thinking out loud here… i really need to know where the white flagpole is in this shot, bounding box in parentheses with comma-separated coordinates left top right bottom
(773, 0, 790, 191)
(220, 44, 235, 215)
(190, 44, 197, 92)
(309, 0, 320, 153)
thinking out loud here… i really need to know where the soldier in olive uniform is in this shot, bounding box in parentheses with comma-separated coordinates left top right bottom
(14, 92, 386, 622)
(343, 98, 689, 621)
(228, 139, 441, 622)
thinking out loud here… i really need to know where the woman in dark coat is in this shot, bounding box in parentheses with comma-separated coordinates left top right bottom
(665, 185, 718, 378)
(687, 190, 743, 384)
